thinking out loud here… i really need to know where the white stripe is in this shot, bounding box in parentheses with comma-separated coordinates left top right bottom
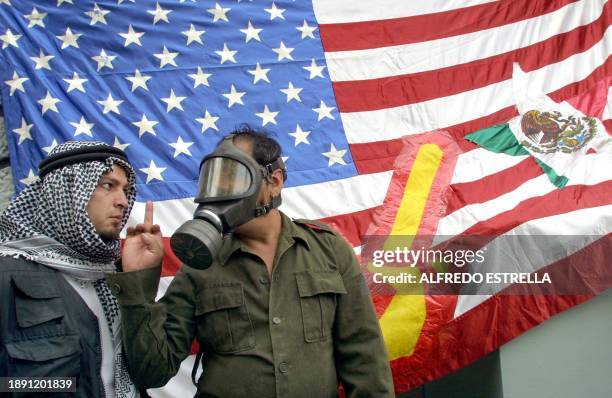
(313, 0, 497, 24)
(129, 171, 393, 235)
(452, 204, 612, 317)
(436, 153, 612, 238)
(602, 86, 612, 120)
(452, 148, 528, 184)
(341, 29, 612, 144)
(148, 354, 198, 398)
(325, 0, 605, 81)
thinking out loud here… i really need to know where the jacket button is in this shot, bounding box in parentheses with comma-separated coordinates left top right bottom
(259, 276, 268, 285)
(278, 362, 289, 373)
(272, 317, 281, 325)
(111, 283, 121, 295)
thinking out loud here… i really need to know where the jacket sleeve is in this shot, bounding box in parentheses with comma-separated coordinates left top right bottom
(331, 235, 395, 397)
(105, 265, 196, 389)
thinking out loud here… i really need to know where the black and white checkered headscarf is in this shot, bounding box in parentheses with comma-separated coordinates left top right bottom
(0, 140, 139, 398)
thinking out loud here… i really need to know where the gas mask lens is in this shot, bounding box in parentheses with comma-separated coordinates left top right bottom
(200, 157, 252, 198)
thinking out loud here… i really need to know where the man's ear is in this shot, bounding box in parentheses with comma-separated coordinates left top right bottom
(268, 168, 284, 196)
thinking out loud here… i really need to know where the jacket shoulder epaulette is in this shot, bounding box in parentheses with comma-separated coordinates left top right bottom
(293, 218, 336, 235)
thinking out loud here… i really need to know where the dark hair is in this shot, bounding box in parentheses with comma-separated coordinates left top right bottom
(228, 124, 282, 167)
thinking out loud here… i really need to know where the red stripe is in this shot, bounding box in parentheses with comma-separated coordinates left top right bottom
(333, 2, 611, 113)
(319, 0, 577, 52)
(320, 206, 380, 248)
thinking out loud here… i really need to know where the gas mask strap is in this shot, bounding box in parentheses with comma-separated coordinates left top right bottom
(253, 194, 282, 217)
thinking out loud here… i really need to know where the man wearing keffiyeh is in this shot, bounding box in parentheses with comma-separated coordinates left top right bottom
(0, 140, 164, 398)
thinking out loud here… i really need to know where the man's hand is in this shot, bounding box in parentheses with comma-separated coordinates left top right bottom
(122, 200, 165, 272)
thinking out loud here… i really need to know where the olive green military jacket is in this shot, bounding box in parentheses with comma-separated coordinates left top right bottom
(106, 212, 394, 398)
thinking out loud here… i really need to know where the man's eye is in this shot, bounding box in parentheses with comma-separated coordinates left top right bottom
(100, 182, 112, 190)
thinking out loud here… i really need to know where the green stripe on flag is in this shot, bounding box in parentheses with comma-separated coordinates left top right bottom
(465, 124, 529, 156)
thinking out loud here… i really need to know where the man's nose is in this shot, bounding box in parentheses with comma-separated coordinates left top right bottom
(115, 190, 129, 209)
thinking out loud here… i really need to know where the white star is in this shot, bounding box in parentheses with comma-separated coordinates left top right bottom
(24, 8, 47, 28)
(207, 3, 230, 22)
(196, 110, 219, 132)
(248, 63, 270, 84)
(255, 105, 278, 126)
(154, 46, 179, 68)
(20, 169, 38, 186)
(63, 72, 88, 93)
(70, 116, 94, 137)
(313, 100, 335, 121)
(240, 20, 262, 42)
(13, 118, 33, 144)
(222, 85, 245, 108)
(182, 24, 204, 45)
(148, 2, 171, 24)
(189, 67, 211, 88)
(91, 49, 116, 71)
(119, 24, 144, 47)
(161, 89, 186, 112)
(1, 29, 21, 49)
(289, 125, 310, 146)
(125, 70, 151, 92)
(215, 43, 237, 64)
(117, 0, 136, 4)
(56, 0, 73, 6)
(38, 91, 61, 114)
(85, 3, 110, 25)
(30, 49, 54, 70)
(323, 144, 348, 166)
(169, 136, 194, 158)
(133, 114, 158, 137)
(0, 0, 10, 5)
(5, 71, 28, 96)
(97, 93, 123, 114)
(272, 41, 294, 61)
(265, 2, 285, 20)
(280, 82, 302, 103)
(56, 27, 81, 49)
(112, 137, 130, 151)
(296, 20, 317, 39)
(140, 160, 166, 183)
(42, 139, 59, 154)
(304, 58, 326, 79)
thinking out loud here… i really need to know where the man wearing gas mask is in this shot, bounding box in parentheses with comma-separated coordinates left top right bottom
(107, 126, 394, 397)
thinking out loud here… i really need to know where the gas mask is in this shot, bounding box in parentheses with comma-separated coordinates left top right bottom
(170, 135, 286, 269)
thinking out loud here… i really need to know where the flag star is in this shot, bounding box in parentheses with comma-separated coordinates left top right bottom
(63, 72, 88, 93)
(117, 0, 136, 4)
(296, 20, 317, 39)
(248, 63, 270, 84)
(222, 84, 245, 108)
(112, 137, 130, 151)
(30, 49, 54, 70)
(154, 46, 179, 68)
(42, 139, 59, 154)
(57, 0, 73, 6)
(256, 105, 279, 126)
(0, 0, 10, 4)
(280, 82, 302, 103)
(272, 41, 294, 61)
(119, 24, 144, 47)
(169, 136, 194, 158)
(313, 100, 336, 121)
(289, 125, 311, 146)
(56, 27, 81, 49)
(20, 169, 38, 186)
(5, 71, 28, 96)
(189, 67, 211, 88)
(207, 3, 230, 22)
(91, 49, 116, 71)
(1, 29, 21, 49)
(240, 20, 262, 42)
(85, 3, 110, 25)
(323, 144, 347, 166)
(133, 114, 158, 137)
(182, 24, 204, 45)
(125, 70, 151, 92)
(196, 110, 219, 132)
(140, 160, 166, 183)
(215, 43, 237, 64)
(13, 118, 33, 144)
(38, 91, 61, 114)
(265, 2, 285, 20)
(70, 116, 94, 137)
(304, 58, 326, 79)
(148, 2, 171, 24)
(97, 93, 123, 114)
(161, 89, 186, 112)
(24, 8, 47, 28)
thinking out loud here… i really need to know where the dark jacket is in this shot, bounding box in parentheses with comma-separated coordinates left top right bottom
(0, 255, 106, 397)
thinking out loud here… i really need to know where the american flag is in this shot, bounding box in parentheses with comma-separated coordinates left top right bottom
(1, 0, 611, 396)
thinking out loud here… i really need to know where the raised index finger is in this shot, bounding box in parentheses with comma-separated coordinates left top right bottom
(144, 200, 154, 226)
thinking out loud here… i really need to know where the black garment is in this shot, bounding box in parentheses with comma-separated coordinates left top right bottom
(1, 256, 107, 398)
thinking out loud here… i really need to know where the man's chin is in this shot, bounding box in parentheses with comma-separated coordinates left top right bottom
(98, 230, 121, 242)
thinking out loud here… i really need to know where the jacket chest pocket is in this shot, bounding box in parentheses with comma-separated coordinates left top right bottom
(295, 270, 347, 343)
(195, 284, 255, 353)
